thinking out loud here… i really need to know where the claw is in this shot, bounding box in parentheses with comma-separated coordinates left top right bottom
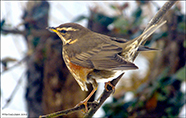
(75, 86, 98, 113)
(105, 81, 115, 93)
(75, 100, 88, 113)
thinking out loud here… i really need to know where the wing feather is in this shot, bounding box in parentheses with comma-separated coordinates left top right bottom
(70, 42, 138, 70)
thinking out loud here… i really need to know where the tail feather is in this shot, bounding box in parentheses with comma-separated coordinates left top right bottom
(138, 46, 160, 51)
(132, 20, 167, 46)
(121, 21, 166, 62)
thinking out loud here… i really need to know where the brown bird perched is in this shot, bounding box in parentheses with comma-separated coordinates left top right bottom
(47, 20, 166, 112)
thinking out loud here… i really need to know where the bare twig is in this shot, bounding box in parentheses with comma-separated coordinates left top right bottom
(2, 71, 25, 109)
(145, 1, 177, 31)
(84, 73, 124, 118)
(143, 1, 177, 39)
(1, 28, 26, 35)
(1, 56, 28, 74)
(39, 102, 98, 118)
(1, 28, 54, 37)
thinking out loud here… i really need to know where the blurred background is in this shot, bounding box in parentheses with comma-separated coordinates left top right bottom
(1, 1, 185, 118)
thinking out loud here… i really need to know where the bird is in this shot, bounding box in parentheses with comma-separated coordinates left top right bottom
(47, 20, 166, 112)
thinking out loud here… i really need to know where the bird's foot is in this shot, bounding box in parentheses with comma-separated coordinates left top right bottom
(104, 81, 115, 93)
(75, 100, 88, 113)
(75, 87, 97, 113)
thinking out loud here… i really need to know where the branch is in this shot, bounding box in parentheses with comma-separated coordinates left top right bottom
(1, 28, 26, 35)
(39, 102, 98, 118)
(84, 73, 124, 118)
(1, 56, 28, 74)
(2, 71, 25, 109)
(1, 28, 54, 37)
(144, 1, 177, 31)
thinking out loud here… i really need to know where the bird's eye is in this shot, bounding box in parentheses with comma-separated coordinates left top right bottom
(60, 30, 67, 33)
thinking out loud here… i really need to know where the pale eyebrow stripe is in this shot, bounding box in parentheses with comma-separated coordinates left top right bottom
(56, 27, 79, 31)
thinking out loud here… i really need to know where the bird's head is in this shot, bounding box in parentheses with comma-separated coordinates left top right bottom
(47, 23, 90, 45)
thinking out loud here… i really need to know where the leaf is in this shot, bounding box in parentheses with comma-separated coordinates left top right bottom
(1, 57, 17, 63)
(1, 19, 5, 28)
(175, 66, 186, 81)
(93, 13, 116, 26)
(132, 7, 142, 18)
(177, 22, 186, 33)
(1, 57, 17, 67)
(72, 15, 87, 22)
(146, 93, 158, 109)
(113, 17, 129, 31)
(132, 7, 142, 23)
(183, 40, 186, 48)
(110, 5, 117, 10)
(157, 92, 167, 101)
(32, 37, 40, 47)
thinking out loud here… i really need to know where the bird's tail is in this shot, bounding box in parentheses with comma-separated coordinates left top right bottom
(127, 20, 167, 48)
(121, 20, 166, 62)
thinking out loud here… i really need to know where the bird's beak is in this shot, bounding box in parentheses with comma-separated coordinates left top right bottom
(46, 27, 58, 33)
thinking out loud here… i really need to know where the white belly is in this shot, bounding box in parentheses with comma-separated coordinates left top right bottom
(95, 70, 124, 83)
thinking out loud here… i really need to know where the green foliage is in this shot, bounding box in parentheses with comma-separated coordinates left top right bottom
(132, 7, 142, 24)
(184, 40, 186, 48)
(32, 37, 40, 47)
(113, 17, 129, 34)
(92, 13, 116, 26)
(103, 68, 185, 117)
(110, 5, 118, 10)
(176, 66, 186, 81)
(177, 22, 186, 33)
(72, 15, 88, 22)
(1, 19, 5, 28)
(72, 13, 116, 28)
(103, 97, 134, 117)
(176, 11, 186, 33)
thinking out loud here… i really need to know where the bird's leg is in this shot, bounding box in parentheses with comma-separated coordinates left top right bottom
(75, 79, 98, 113)
(104, 81, 115, 93)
